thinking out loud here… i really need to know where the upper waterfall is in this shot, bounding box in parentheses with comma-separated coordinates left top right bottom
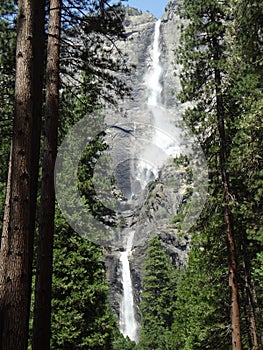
(146, 20, 162, 107)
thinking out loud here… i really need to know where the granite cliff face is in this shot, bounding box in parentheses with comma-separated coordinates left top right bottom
(109, 0, 183, 115)
(160, 0, 183, 108)
(103, 0, 190, 339)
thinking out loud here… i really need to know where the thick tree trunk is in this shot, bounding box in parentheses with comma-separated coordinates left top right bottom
(32, 1, 61, 349)
(0, 1, 45, 349)
(214, 66, 242, 350)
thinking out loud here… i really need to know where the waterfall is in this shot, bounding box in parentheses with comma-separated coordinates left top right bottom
(119, 19, 179, 343)
(119, 230, 138, 342)
(135, 19, 180, 188)
(147, 19, 162, 107)
(145, 19, 181, 166)
(119, 21, 164, 343)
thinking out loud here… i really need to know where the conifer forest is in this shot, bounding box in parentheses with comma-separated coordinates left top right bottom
(0, 1, 262, 349)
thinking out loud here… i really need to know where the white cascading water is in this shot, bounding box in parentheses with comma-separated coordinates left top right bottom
(136, 19, 179, 186)
(119, 230, 138, 342)
(147, 19, 162, 107)
(119, 19, 175, 343)
(144, 19, 181, 169)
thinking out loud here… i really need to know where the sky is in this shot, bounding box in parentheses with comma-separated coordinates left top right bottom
(126, 0, 168, 19)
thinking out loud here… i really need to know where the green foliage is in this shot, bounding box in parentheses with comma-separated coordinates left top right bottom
(1, 0, 129, 349)
(61, 0, 130, 106)
(112, 331, 136, 350)
(227, 3, 263, 343)
(171, 3, 235, 344)
(59, 72, 102, 143)
(56, 71, 122, 246)
(172, 204, 231, 349)
(77, 135, 121, 228)
(137, 236, 177, 349)
(50, 6, 129, 344)
(173, 0, 263, 348)
(51, 210, 117, 349)
(176, 0, 231, 160)
(136, 324, 174, 350)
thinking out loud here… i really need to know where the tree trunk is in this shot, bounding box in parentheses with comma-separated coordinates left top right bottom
(239, 232, 260, 350)
(209, 22, 242, 348)
(214, 64, 242, 350)
(251, 286, 263, 348)
(0, 1, 45, 349)
(0, 150, 12, 346)
(32, 1, 61, 349)
(244, 266, 259, 350)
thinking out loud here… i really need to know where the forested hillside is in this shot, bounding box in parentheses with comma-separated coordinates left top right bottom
(0, 0, 262, 349)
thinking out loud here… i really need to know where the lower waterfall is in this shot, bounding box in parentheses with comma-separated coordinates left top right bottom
(119, 230, 138, 342)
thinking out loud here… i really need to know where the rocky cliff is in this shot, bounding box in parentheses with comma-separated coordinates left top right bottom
(160, 0, 183, 108)
(103, 0, 190, 337)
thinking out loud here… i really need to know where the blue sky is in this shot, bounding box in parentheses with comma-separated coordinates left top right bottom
(126, 0, 168, 19)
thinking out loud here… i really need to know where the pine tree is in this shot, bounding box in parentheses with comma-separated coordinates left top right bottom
(137, 236, 177, 350)
(32, 1, 129, 347)
(51, 212, 117, 349)
(174, 0, 263, 348)
(32, 1, 61, 348)
(176, 0, 243, 348)
(60, 0, 129, 106)
(172, 207, 231, 349)
(0, 1, 46, 348)
(226, 1, 263, 347)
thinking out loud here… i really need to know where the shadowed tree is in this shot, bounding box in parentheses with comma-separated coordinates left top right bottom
(32, 1, 61, 349)
(0, 0, 46, 348)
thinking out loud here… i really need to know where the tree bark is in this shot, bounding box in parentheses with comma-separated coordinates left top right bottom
(0, 1, 45, 349)
(32, 1, 61, 349)
(244, 262, 259, 350)
(0, 150, 12, 346)
(241, 239, 263, 349)
(214, 63, 242, 350)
